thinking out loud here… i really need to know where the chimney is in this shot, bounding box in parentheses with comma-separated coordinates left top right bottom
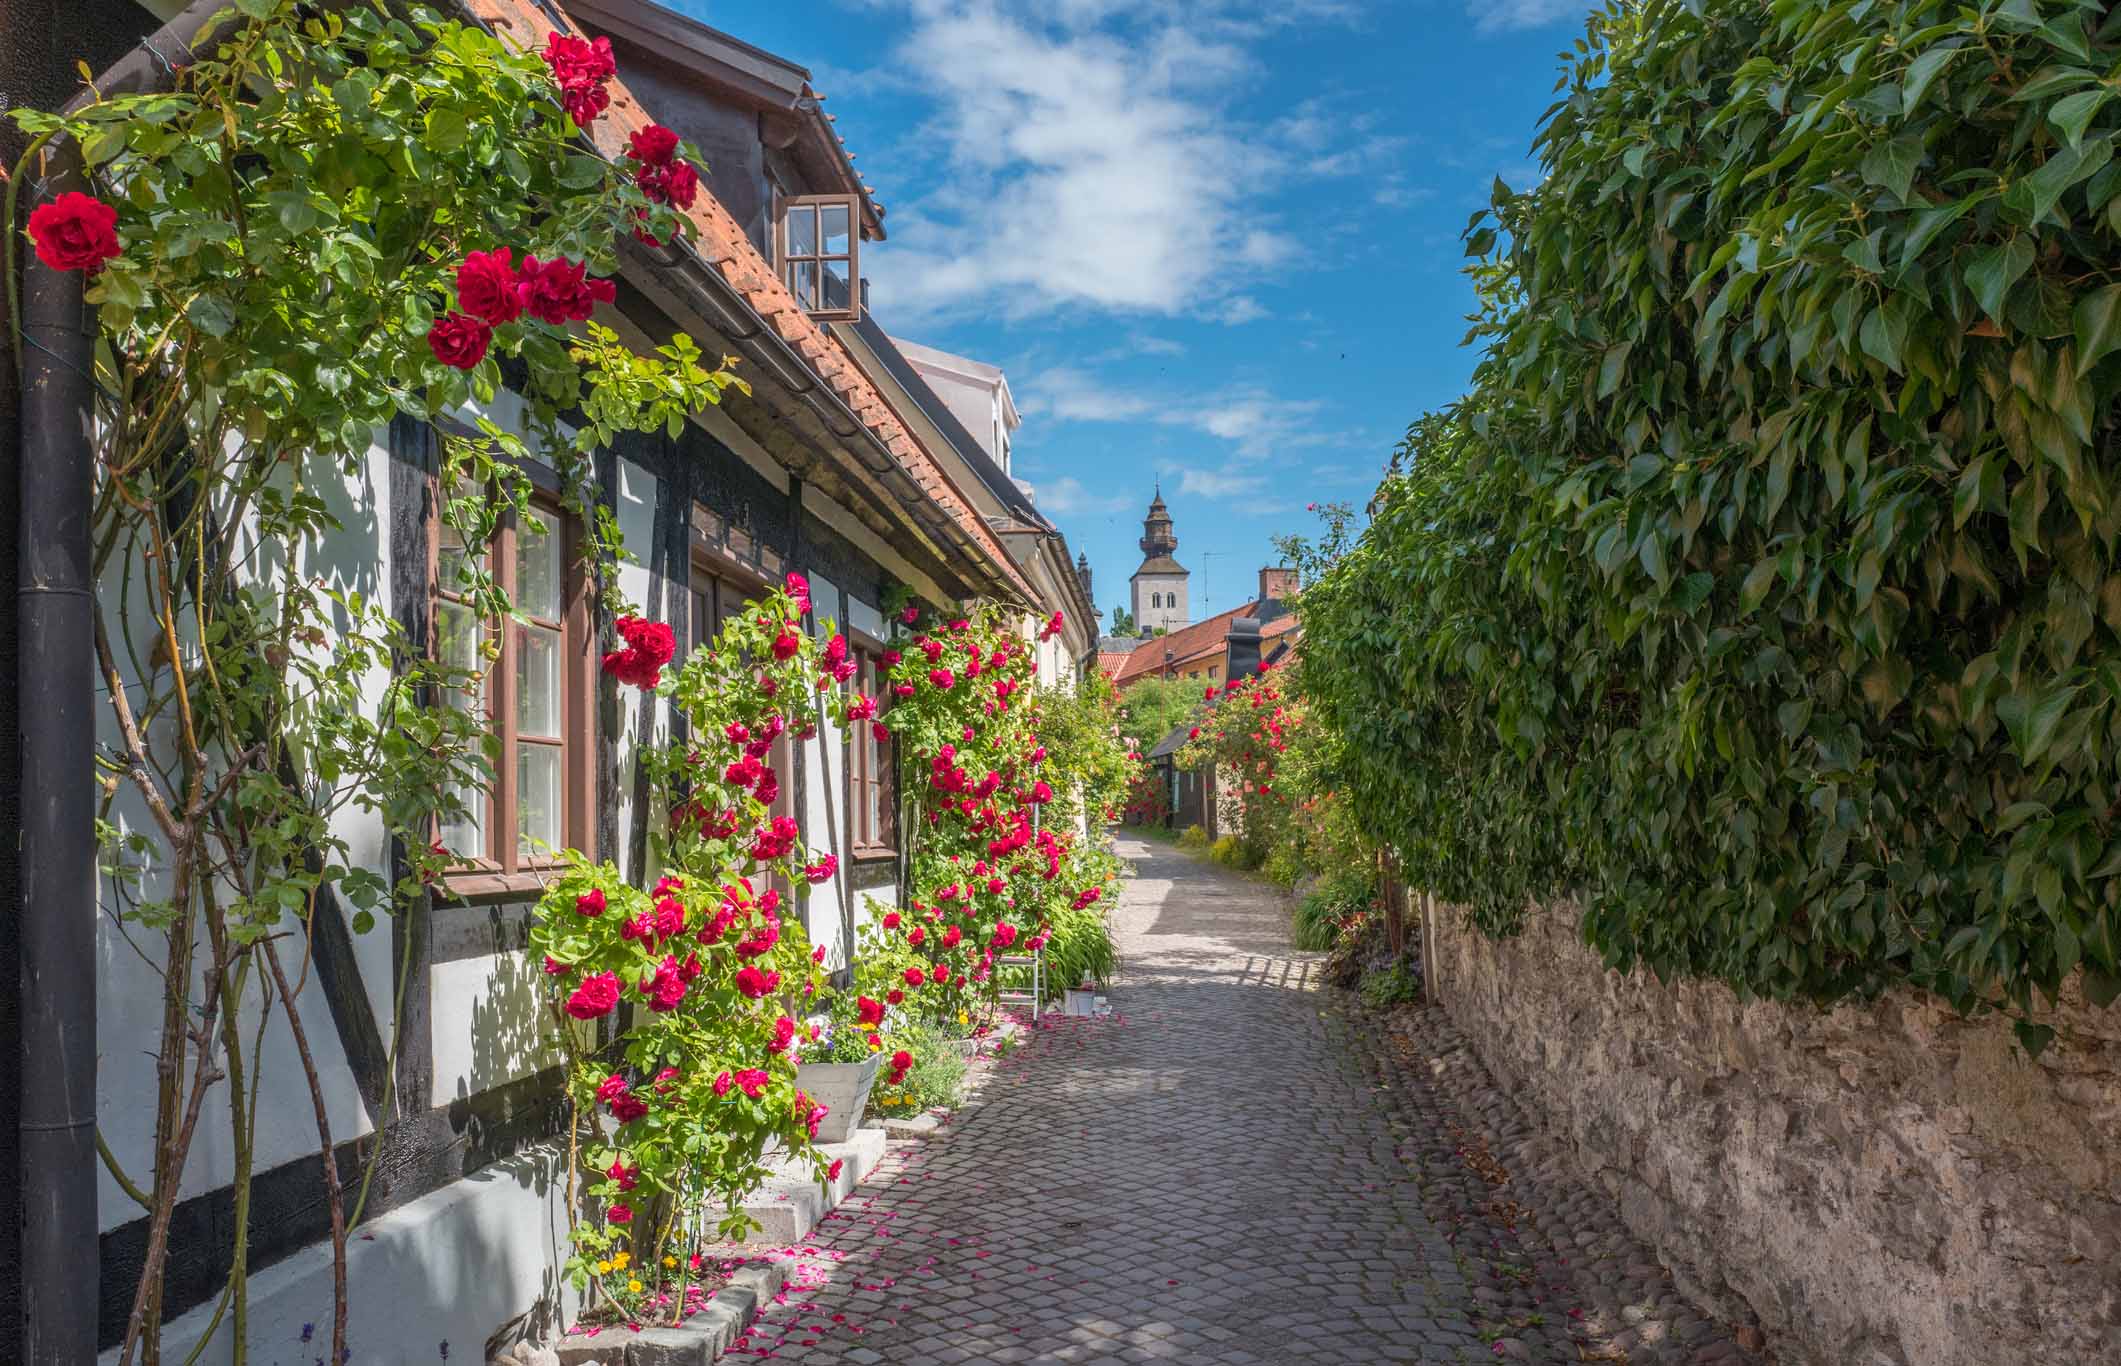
(1225, 617, 1264, 684)
(1258, 566, 1297, 604)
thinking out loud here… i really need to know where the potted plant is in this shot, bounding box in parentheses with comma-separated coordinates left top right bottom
(796, 989, 888, 1143)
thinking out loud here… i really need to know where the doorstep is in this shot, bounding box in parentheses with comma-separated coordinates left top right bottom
(734, 1126, 888, 1247)
(548, 1258, 784, 1366)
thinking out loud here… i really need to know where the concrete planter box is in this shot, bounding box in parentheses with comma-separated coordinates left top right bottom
(549, 1258, 784, 1365)
(793, 1054, 881, 1143)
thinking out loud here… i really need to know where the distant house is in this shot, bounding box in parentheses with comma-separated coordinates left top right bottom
(1109, 567, 1301, 693)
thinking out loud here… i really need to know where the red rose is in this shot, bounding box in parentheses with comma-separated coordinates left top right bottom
(610, 1094, 648, 1122)
(771, 629, 801, 661)
(565, 971, 620, 1020)
(735, 965, 780, 998)
(575, 887, 607, 917)
(27, 191, 120, 274)
(733, 1068, 771, 1098)
(932, 963, 951, 985)
(542, 954, 571, 976)
(542, 31, 615, 89)
(903, 966, 925, 987)
(828, 1158, 844, 1181)
(595, 1074, 629, 1105)
(804, 854, 838, 884)
(886, 989, 905, 1005)
(784, 571, 812, 614)
(455, 247, 523, 325)
(993, 923, 1018, 949)
(657, 158, 699, 209)
(628, 124, 680, 165)
(642, 956, 688, 1012)
(768, 1016, 797, 1053)
(856, 995, 885, 1026)
(602, 614, 675, 689)
(891, 1050, 913, 1070)
(516, 254, 617, 325)
(561, 83, 609, 129)
(427, 313, 491, 371)
(607, 1202, 633, 1224)
(607, 1157, 638, 1191)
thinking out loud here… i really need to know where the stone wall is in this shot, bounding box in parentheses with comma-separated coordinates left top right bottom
(1428, 898, 2121, 1366)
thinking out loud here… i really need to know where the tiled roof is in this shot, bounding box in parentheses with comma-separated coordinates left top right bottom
(1096, 652, 1131, 677)
(1108, 600, 1303, 687)
(467, 0, 1037, 605)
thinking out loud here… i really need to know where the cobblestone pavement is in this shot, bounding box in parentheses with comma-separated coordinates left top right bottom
(727, 837, 1760, 1365)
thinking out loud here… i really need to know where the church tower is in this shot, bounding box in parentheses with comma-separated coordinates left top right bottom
(1129, 486, 1190, 634)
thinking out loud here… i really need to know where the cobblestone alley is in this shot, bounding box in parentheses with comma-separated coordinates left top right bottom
(729, 836, 1757, 1364)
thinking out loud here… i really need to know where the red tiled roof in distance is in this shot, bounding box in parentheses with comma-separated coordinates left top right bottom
(465, 0, 1037, 605)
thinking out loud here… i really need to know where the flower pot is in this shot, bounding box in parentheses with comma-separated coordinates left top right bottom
(1062, 987, 1100, 1017)
(795, 1053, 882, 1144)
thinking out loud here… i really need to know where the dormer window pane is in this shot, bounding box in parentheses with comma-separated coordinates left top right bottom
(776, 193, 862, 322)
(786, 204, 818, 257)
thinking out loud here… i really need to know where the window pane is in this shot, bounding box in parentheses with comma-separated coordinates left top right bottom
(439, 523, 473, 592)
(436, 600, 484, 706)
(517, 509, 562, 621)
(785, 204, 817, 257)
(790, 261, 818, 309)
(690, 585, 712, 658)
(518, 742, 562, 859)
(440, 779, 485, 859)
(517, 622, 561, 737)
(821, 203, 850, 255)
(823, 256, 854, 311)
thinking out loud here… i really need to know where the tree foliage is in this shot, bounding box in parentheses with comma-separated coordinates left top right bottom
(1295, 0, 2121, 1047)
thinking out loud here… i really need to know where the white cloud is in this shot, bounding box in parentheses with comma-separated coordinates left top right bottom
(1220, 296, 1269, 325)
(1177, 467, 1267, 499)
(1472, 1, 1589, 35)
(859, 0, 1374, 324)
(1024, 367, 1332, 460)
(1021, 475, 1136, 516)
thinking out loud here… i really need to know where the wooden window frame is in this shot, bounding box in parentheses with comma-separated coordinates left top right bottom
(774, 193, 862, 322)
(432, 475, 597, 898)
(846, 635, 897, 859)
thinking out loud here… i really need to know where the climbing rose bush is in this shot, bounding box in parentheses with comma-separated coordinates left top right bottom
(532, 576, 859, 1306)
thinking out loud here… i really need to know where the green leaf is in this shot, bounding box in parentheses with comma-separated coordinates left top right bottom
(1902, 45, 1961, 113)
(1464, 226, 1497, 257)
(423, 106, 469, 153)
(2086, 969, 2121, 1009)
(2071, 283, 2121, 374)
(1964, 237, 2034, 323)
(2047, 88, 2111, 150)
(2024, 135, 2112, 226)
(1861, 134, 1924, 202)
(2012, 1019, 2055, 1058)
(1900, 196, 1977, 267)
(186, 294, 236, 337)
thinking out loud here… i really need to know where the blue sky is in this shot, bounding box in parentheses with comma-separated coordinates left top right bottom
(688, 0, 1590, 621)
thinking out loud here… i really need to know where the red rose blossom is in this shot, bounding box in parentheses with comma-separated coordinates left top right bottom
(565, 971, 620, 1020)
(27, 191, 121, 275)
(891, 1050, 913, 1070)
(735, 964, 780, 998)
(903, 966, 925, 987)
(602, 614, 675, 689)
(516, 254, 617, 325)
(575, 887, 607, 917)
(628, 124, 680, 165)
(607, 1202, 633, 1224)
(455, 247, 523, 325)
(733, 1068, 771, 1098)
(427, 313, 491, 370)
(856, 995, 885, 1026)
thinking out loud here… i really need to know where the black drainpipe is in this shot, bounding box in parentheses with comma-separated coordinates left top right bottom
(15, 5, 241, 1359)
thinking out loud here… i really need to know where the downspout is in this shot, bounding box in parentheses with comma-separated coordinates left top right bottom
(15, 4, 239, 1359)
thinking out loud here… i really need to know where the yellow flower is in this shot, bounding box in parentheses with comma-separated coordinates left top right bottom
(595, 1260, 612, 1276)
(663, 1255, 677, 1269)
(627, 1279, 643, 1294)
(612, 1251, 630, 1270)
(957, 1011, 969, 1025)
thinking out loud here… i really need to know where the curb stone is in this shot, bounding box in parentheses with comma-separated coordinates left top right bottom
(1326, 991, 1776, 1365)
(550, 1258, 786, 1365)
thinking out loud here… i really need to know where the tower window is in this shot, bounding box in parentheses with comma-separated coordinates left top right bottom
(775, 194, 861, 322)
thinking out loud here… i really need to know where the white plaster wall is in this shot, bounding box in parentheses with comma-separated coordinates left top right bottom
(608, 456, 663, 874)
(110, 1147, 579, 1366)
(429, 946, 566, 1103)
(800, 574, 851, 971)
(95, 436, 390, 1231)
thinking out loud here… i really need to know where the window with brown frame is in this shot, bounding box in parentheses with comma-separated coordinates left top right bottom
(847, 643, 896, 856)
(433, 492, 596, 882)
(776, 194, 860, 321)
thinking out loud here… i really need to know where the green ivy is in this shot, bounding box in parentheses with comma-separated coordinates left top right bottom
(1293, 0, 2121, 1049)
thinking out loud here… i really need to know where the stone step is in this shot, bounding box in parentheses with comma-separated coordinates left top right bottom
(735, 1126, 887, 1247)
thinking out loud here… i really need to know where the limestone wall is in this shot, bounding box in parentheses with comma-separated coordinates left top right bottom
(1428, 899, 2121, 1366)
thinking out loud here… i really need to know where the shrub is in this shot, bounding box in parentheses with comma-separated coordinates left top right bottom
(1177, 823, 1210, 850)
(1210, 834, 1264, 871)
(1287, 0, 2121, 1049)
(1357, 959, 1422, 1010)
(1040, 904, 1119, 994)
(1292, 869, 1372, 951)
(871, 1019, 967, 1116)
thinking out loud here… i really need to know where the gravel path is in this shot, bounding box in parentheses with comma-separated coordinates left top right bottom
(731, 836, 1766, 1365)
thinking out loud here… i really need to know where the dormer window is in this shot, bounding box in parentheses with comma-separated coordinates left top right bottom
(776, 194, 860, 321)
